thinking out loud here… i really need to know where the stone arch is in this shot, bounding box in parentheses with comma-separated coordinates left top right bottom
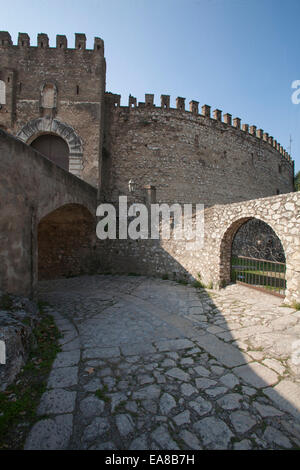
(37, 203, 96, 280)
(218, 215, 286, 288)
(16, 117, 83, 176)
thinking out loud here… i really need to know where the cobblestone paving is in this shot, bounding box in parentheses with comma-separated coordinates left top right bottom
(25, 275, 300, 450)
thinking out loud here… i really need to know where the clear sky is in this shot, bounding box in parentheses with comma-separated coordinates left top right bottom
(2, 0, 300, 173)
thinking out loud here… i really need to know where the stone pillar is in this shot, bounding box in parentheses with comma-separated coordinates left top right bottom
(176, 97, 185, 110)
(161, 95, 170, 109)
(189, 100, 199, 115)
(202, 105, 211, 118)
(250, 125, 257, 135)
(233, 117, 241, 129)
(223, 113, 232, 125)
(213, 109, 222, 121)
(56, 35, 67, 49)
(145, 94, 154, 107)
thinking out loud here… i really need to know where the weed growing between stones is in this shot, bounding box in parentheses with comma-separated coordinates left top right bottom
(0, 307, 62, 449)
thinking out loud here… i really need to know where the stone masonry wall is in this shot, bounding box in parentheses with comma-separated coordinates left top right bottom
(0, 32, 106, 187)
(102, 95, 294, 207)
(0, 130, 97, 297)
(95, 192, 300, 304)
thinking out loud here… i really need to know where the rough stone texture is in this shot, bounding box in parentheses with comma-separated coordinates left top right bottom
(0, 33, 105, 186)
(0, 292, 40, 391)
(0, 132, 97, 297)
(22, 276, 300, 450)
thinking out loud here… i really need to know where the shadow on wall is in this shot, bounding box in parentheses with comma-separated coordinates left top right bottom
(36, 266, 300, 449)
(38, 203, 98, 281)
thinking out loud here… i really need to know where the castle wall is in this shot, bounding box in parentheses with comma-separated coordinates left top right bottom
(0, 131, 97, 297)
(102, 96, 294, 206)
(95, 192, 300, 305)
(0, 32, 106, 187)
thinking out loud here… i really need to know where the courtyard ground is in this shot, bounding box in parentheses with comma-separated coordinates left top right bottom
(25, 275, 300, 450)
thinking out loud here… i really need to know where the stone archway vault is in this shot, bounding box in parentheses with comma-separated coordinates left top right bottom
(17, 117, 83, 176)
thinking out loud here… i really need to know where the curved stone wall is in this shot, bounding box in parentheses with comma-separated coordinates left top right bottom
(102, 97, 294, 206)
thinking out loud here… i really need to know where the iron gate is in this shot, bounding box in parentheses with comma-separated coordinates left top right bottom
(231, 255, 286, 298)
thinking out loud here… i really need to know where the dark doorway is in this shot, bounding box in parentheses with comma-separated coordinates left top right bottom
(31, 134, 69, 170)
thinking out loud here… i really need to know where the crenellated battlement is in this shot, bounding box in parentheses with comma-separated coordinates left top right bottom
(105, 92, 293, 166)
(0, 31, 104, 54)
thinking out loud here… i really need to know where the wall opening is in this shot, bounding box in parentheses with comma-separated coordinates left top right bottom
(30, 133, 69, 170)
(220, 217, 286, 297)
(38, 204, 96, 281)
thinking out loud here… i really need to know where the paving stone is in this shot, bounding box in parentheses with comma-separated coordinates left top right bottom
(230, 411, 257, 434)
(82, 417, 110, 442)
(83, 377, 102, 392)
(109, 392, 128, 412)
(193, 417, 233, 450)
(142, 399, 158, 414)
(210, 366, 225, 375)
(234, 439, 252, 450)
(254, 402, 284, 418)
(195, 378, 217, 390)
(25, 414, 73, 450)
(263, 426, 292, 448)
(155, 339, 194, 352)
(38, 389, 76, 415)
(263, 380, 300, 421)
(165, 367, 190, 382)
(129, 434, 148, 450)
(179, 430, 202, 450)
(180, 357, 194, 366)
(233, 362, 279, 388)
(82, 347, 120, 360)
(90, 441, 117, 450)
(193, 365, 210, 377)
(47, 366, 78, 389)
(161, 359, 176, 368)
(217, 393, 243, 410)
(52, 350, 80, 368)
(205, 387, 227, 398)
(189, 397, 212, 416)
(173, 410, 190, 426)
(159, 393, 176, 415)
(115, 414, 135, 436)
(151, 425, 180, 450)
(181, 383, 197, 397)
(132, 385, 161, 400)
(262, 358, 286, 376)
(121, 343, 156, 356)
(220, 373, 239, 389)
(195, 333, 251, 368)
(79, 396, 105, 418)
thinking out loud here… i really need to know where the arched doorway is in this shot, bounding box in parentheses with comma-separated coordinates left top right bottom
(220, 217, 286, 297)
(31, 133, 69, 170)
(38, 204, 96, 280)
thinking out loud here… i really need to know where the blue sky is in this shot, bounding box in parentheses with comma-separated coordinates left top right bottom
(2, 0, 300, 173)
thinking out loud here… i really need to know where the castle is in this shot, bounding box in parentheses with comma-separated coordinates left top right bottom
(0, 31, 294, 206)
(0, 32, 299, 306)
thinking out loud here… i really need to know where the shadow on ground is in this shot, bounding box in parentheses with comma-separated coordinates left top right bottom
(23, 271, 300, 451)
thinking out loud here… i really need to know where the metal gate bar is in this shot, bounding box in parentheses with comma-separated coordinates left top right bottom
(231, 255, 286, 298)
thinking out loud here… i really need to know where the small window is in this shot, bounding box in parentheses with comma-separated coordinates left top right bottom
(76, 85, 79, 95)
(41, 42, 44, 48)
(0, 80, 6, 104)
(276, 189, 280, 195)
(278, 164, 282, 173)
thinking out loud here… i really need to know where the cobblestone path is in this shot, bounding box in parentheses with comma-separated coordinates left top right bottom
(25, 275, 300, 450)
